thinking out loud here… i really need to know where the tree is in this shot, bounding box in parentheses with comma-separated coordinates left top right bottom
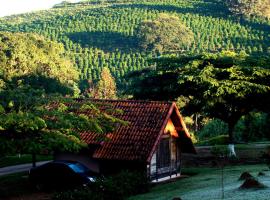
(0, 87, 122, 166)
(0, 32, 122, 166)
(136, 13, 194, 54)
(90, 67, 117, 99)
(0, 32, 79, 96)
(128, 51, 270, 156)
(225, 0, 270, 18)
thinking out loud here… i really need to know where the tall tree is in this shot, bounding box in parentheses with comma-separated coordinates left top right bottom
(90, 67, 117, 99)
(225, 0, 270, 18)
(136, 13, 194, 54)
(0, 32, 79, 96)
(128, 51, 270, 155)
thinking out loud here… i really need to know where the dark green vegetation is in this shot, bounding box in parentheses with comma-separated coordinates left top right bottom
(0, 0, 269, 90)
(53, 170, 149, 200)
(0, 0, 268, 154)
(0, 32, 123, 164)
(0, 154, 52, 168)
(198, 112, 270, 143)
(0, 170, 148, 200)
(129, 52, 270, 143)
(0, 32, 79, 95)
(0, 172, 35, 198)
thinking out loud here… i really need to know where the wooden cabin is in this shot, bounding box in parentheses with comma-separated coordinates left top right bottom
(55, 100, 196, 181)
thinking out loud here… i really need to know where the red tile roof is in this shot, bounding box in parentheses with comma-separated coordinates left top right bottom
(79, 99, 194, 162)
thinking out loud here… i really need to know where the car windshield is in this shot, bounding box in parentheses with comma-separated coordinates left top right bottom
(67, 163, 88, 173)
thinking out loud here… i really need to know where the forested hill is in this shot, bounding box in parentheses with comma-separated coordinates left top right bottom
(0, 0, 269, 90)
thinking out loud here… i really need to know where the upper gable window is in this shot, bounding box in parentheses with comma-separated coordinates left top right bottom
(164, 119, 178, 137)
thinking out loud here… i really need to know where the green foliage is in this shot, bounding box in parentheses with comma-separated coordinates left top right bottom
(0, 30, 125, 156)
(0, 172, 34, 199)
(211, 145, 229, 157)
(198, 119, 228, 139)
(129, 51, 270, 143)
(90, 67, 117, 99)
(99, 170, 149, 200)
(234, 112, 270, 142)
(53, 170, 149, 200)
(137, 13, 194, 53)
(198, 112, 270, 143)
(0, 111, 46, 134)
(0, 94, 122, 155)
(0, 154, 52, 168)
(199, 135, 230, 146)
(53, 188, 100, 200)
(0, 0, 269, 89)
(0, 32, 79, 94)
(225, 0, 270, 18)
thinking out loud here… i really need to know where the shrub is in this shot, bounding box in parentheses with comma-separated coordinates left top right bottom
(53, 188, 100, 200)
(197, 119, 228, 140)
(52, 170, 149, 200)
(234, 112, 270, 142)
(198, 135, 229, 146)
(211, 145, 229, 157)
(208, 135, 229, 145)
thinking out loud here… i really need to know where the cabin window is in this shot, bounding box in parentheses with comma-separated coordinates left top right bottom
(157, 137, 170, 168)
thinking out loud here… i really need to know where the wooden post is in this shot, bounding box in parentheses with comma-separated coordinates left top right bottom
(220, 155, 225, 199)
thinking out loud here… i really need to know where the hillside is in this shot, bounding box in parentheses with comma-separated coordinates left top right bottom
(0, 0, 269, 90)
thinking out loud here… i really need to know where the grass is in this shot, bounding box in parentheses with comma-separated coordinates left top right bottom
(1, 164, 270, 200)
(129, 164, 270, 200)
(0, 172, 35, 198)
(0, 154, 52, 168)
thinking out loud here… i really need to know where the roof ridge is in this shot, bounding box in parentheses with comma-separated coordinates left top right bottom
(76, 98, 174, 105)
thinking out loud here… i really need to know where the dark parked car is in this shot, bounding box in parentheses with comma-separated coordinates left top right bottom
(29, 160, 98, 190)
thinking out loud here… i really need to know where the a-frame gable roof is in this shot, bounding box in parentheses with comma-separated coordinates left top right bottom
(80, 99, 195, 162)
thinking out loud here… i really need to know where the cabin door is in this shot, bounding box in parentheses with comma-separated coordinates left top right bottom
(154, 136, 179, 177)
(156, 137, 171, 172)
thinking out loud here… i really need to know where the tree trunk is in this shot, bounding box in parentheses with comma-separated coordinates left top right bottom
(228, 122, 234, 144)
(32, 153, 36, 168)
(228, 122, 236, 157)
(194, 113, 199, 132)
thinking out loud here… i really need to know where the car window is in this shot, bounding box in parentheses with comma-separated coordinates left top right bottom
(67, 163, 88, 173)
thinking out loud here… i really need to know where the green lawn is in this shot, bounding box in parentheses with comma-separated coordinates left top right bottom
(0, 172, 34, 198)
(1, 164, 270, 200)
(0, 154, 52, 168)
(129, 165, 270, 200)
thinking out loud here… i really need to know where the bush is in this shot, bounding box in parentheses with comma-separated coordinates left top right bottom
(198, 135, 229, 146)
(211, 145, 229, 157)
(234, 112, 270, 142)
(53, 170, 149, 200)
(100, 170, 149, 200)
(53, 188, 100, 200)
(197, 119, 228, 140)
